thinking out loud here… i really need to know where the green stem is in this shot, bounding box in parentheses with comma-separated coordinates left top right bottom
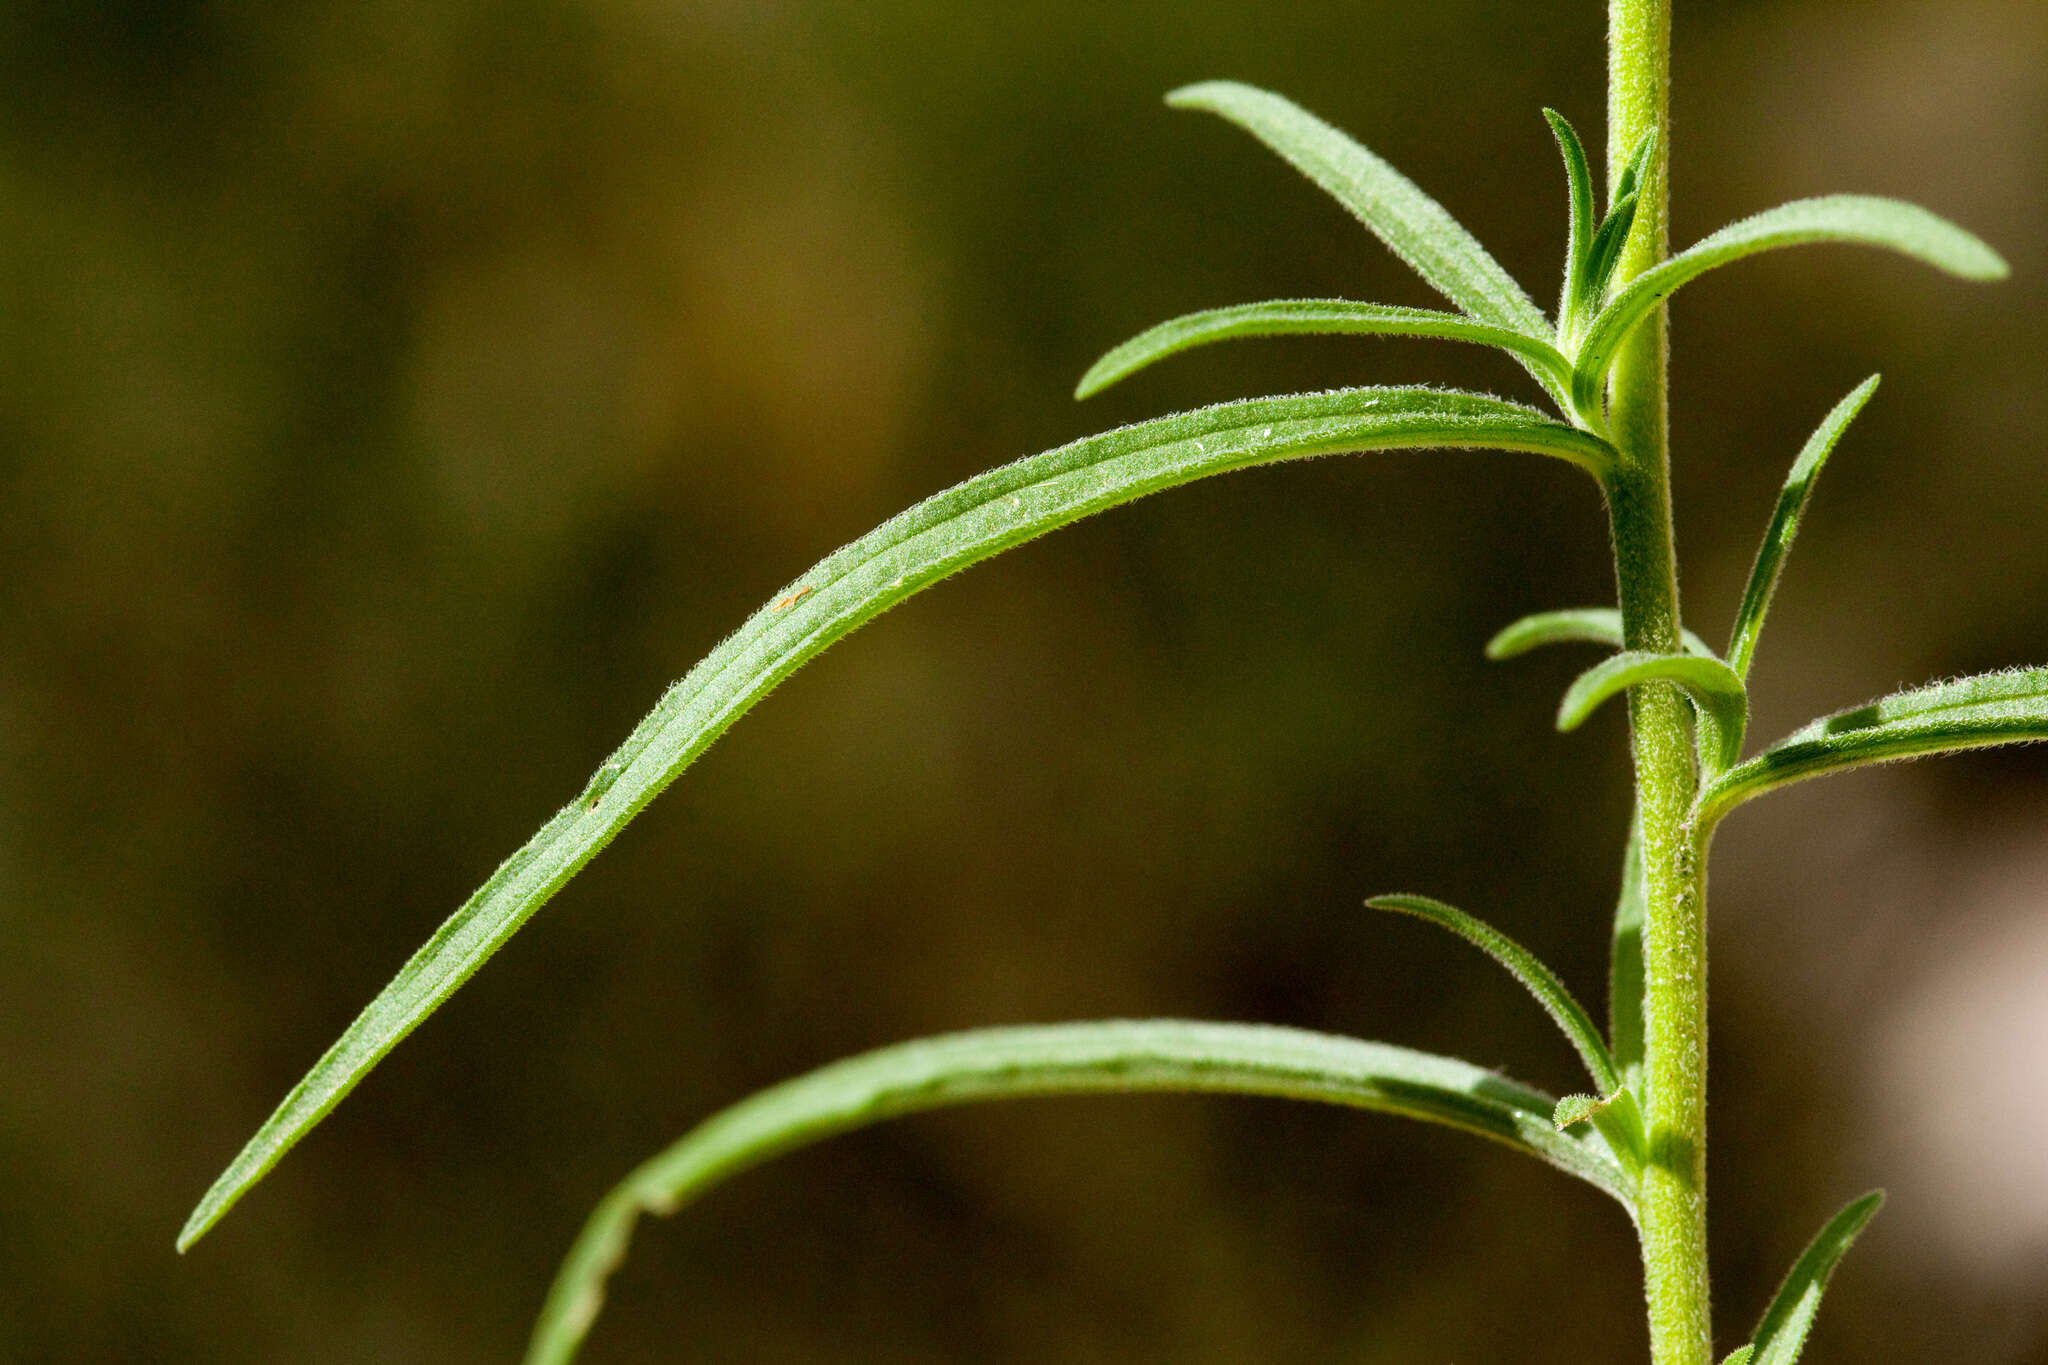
(1606, 4, 1712, 1365)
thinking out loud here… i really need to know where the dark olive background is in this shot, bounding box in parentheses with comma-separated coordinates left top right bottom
(2, 1, 2045, 1361)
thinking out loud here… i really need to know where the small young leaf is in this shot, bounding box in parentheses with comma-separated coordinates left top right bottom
(1557, 651, 1749, 774)
(1749, 1191, 1884, 1365)
(1724, 377, 1880, 680)
(1543, 109, 1595, 335)
(1367, 893, 1619, 1094)
(1552, 1092, 1606, 1129)
(1578, 190, 1640, 314)
(1484, 606, 1715, 661)
(1572, 194, 2007, 411)
(524, 1020, 1631, 1364)
(1722, 1347, 1756, 1365)
(1166, 82, 1551, 342)
(1609, 807, 1647, 1092)
(1699, 666, 2048, 824)
(1074, 299, 1574, 401)
(1613, 127, 1658, 210)
(177, 386, 1616, 1253)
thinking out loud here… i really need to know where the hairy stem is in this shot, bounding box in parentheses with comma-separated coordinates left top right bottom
(1607, 3, 1712, 1365)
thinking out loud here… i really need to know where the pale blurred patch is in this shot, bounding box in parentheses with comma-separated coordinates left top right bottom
(1870, 837, 2048, 1279)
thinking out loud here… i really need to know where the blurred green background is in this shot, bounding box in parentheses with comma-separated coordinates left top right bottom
(2, 1, 2045, 1360)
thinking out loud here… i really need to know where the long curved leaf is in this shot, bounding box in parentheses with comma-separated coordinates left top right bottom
(1748, 1191, 1884, 1365)
(1074, 299, 1573, 401)
(1167, 82, 1551, 342)
(1699, 666, 2048, 825)
(1484, 606, 1715, 661)
(1558, 650, 1749, 774)
(1725, 377, 1879, 679)
(176, 387, 1613, 1252)
(1366, 894, 1618, 1093)
(524, 1020, 1630, 1364)
(1572, 195, 2008, 412)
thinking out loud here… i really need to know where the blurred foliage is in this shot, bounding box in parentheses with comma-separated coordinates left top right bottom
(0, 1, 2042, 1361)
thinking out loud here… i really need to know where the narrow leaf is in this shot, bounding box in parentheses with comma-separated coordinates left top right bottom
(1167, 81, 1551, 340)
(1574, 194, 2007, 410)
(525, 1020, 1630, 1364)
(1485, 606, 1715, 661)
(1722, 1348, 1756, 1365)
(177, 387, 1614, 1253)
(1578, 190, 1639, 317)
(1558, 651, 1749, 774)
(1568, 131, 1654, 347)
(1750, 1191, 1884, 1365)
(1699, 666, 2048, 824)
(1725, 377, 1880, 680)
(1613, 128, 1658, 210)
(1074, 299, 1573, 401)
(1609, 807, 1647, 1092)
(1368, 894, 1618, 1094)
(1543, 109, 1595, 335)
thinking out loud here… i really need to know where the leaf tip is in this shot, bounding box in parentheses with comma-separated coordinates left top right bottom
(1163, 80, 1234, 111)
(1482, 624, 1523, 661)
(1963, 240, 2013, 281)
(175, 1201, 217, 1255)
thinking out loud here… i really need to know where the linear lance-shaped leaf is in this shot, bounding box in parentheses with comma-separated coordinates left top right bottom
(1367, 894, 1619, 1094)
(1575, 132, 1656, 333)
(1572, 195, 2008, 413)
(1748, 1191, 1884, 1365)
(1725, 377, 1880, 680)
(1074, 299, 1574, 401)
(1484, 606, 1715, 661)
(176, 387, 1614, 1253)
(524, 1020, 1630, 1365)
(1544, 109, 1596, 340)
(1698, 666, 2048, 825)
(1558, 651, 1750, 775)
(1167, 82, 1551, 342)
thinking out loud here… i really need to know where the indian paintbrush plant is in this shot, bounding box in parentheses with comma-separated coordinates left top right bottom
(175, 5, 2027, 1363)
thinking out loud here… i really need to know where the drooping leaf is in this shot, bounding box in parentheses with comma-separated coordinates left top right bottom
(1073, 299, 1573, 401)
(1367, 894, 1618, 1093)
(1698, 666, 2048, 825)
(175, 387, 1614, 1253)
(1542, 109, 1596, 335)
(1166, 82, 1551, 342)
(1572, 194, 2008, 412)
(1724, 377, 1880, 680)
(1484, 606, 1715, 661)
(1609, 807, 1647, 1093)
(1558, 651, 1749, 774)
(1749, 1192, 1884, 1365)
(524, 1020, 1631, 1364)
